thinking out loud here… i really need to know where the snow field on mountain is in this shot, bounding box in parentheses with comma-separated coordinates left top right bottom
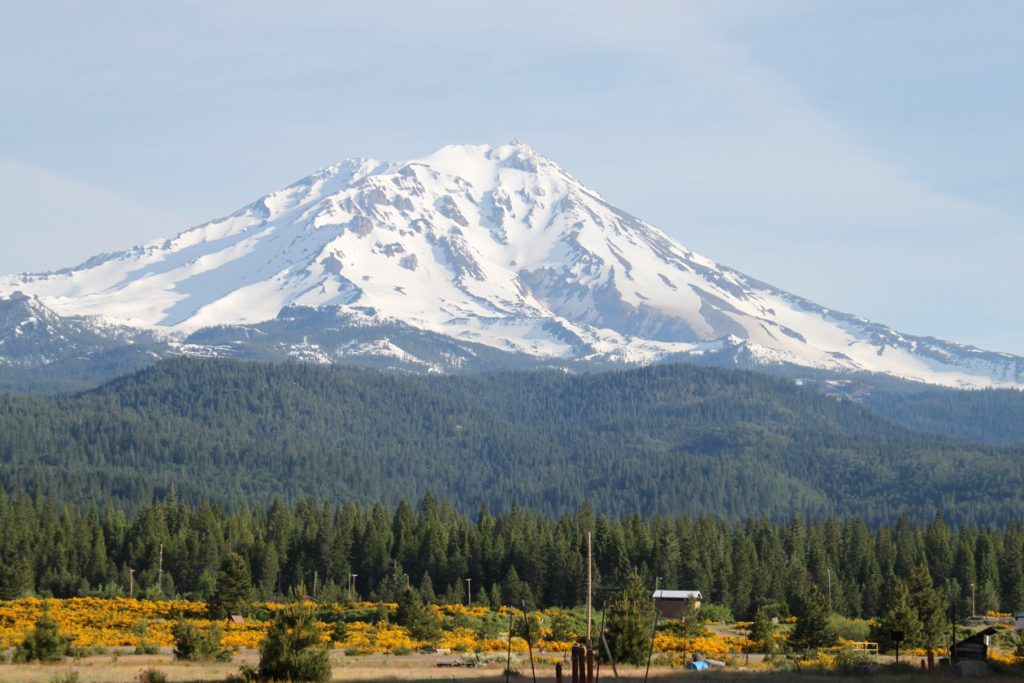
(0, 141, 1021, 389)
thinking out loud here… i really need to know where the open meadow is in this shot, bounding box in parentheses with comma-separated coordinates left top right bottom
(0, 649, 1007, 683)
(1, 597, 1020, 682)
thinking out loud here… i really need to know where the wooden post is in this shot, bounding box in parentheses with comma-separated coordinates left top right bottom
(571, 645, 580, 683)
(587, 532, 593, 648)
(586, 648, 595, 683)
(556, 662, 563, 683)
(505, 609, 515, 683)
(523, 601, 537, 683)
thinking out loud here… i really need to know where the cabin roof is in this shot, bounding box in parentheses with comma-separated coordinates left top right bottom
(652, 590, 703, 600)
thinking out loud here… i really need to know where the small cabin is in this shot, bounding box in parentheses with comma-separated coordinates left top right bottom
(652, 589, 703, 618)
(952, 627, 997, 661)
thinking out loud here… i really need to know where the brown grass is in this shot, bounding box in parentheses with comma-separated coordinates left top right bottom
(0, 649, 1003, 683)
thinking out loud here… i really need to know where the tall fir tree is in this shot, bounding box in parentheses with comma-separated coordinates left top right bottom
(789, 585, 837, 650)
(604, 573, 657, 666)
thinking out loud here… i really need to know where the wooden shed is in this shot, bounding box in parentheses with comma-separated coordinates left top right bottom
(652, 589, 703, 618)
(952, 626, 997, 661)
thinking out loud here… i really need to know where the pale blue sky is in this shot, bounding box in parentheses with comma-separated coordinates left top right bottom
(1, 1, 1021, 353)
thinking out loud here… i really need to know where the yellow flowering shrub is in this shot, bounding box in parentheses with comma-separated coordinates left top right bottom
(653, 632, 750, 656)
(0, 598, 322, 649)
(0, 599, 762, 656)
(988, 650, 1024, 666)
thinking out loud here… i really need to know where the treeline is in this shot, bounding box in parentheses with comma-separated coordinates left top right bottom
(1, 493, 1022, 621)
(2, 358, 1024, 524)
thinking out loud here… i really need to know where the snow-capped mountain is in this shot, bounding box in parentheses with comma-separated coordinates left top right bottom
(1, 141, 1022, 388)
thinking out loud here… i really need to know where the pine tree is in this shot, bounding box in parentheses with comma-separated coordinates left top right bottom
(789, 585, 836, 650)
(376, 561, 407, 602)
(207, 552, 252, 619)
(749, 606, 775, 650)
(604, 573, 656, 666)
(13, 609, 73, 662)
(873, 580, 922, 652)
(908, 564, 945, 649)
(258, 606, 331, 683)
(418, 572, 437, 604)
(395, 588, 442, 645)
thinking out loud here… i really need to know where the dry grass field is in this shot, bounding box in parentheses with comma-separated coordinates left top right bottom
(0, 649, 1008, 683)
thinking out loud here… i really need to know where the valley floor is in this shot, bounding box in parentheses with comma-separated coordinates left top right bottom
(0, 650, 1013, 683)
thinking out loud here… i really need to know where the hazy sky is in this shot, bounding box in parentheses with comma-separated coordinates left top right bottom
(1, 1, 1021, 354)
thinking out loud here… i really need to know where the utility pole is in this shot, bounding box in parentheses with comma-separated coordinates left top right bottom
(826, 568, 832, 612)
(313, 570, 318, 597)
(971, 583, 976, 617)
(586, 531, 593, 648)
(466, 578, 472, 606)
(129, 568, 135, 598)
(157, 543, 164, 593)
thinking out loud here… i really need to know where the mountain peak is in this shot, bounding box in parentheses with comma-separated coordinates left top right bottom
(0, 144, 1021, 389)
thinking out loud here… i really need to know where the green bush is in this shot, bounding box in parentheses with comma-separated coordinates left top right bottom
(130, 620, 161, 655)
(227, 663, 259, 683)
(170, 619, 233, 662)
(512, 612, 543, 646)
(258, 606, 331, 682)
(547, 610, 580, 643)
(68, 644, 108, 659)
(698, 603, 734, 624)
(136, 670, 168, 683)
(828, 615, 871, 642)
(49, 673, 81, 683)
(14, 611, 74, 662)
(833, 647, 874, 670)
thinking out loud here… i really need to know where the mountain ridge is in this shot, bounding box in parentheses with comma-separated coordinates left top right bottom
(1, 141, 1021, 389)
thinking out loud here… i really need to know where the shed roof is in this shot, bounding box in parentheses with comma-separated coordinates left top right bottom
(956, 626, 997, 645)
(652, 590, 702, 600)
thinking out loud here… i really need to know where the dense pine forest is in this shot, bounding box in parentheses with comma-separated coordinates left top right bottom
(1, 494, 1022, 622)
(862, 386, 1024, 446)
(1, 358, 1023, 524)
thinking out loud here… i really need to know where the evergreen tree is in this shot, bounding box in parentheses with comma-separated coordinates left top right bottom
(418, 572, 437, 604)
(604, 573, 656, 666)
(395, 588, 442, 645)
(748, 606, 775, 650)
(872, 580, 922, 652)
(171, 619, 232, 661)
(258, 606, 331, 683)
(375, 561, 408, 602)
(13, 609, 73, 662)
(908, 564, 945, 649)
(207, 552, 252, 619)
(789, 585, 837, 650)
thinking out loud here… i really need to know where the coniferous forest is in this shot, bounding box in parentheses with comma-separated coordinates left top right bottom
(1, 358, 1023, 625)
(0, 358, 1023, 524)
(0, 493, 1021, 621)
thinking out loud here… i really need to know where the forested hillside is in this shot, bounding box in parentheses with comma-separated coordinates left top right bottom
(0, 494, 1021, 621)
(863, 386, 1024, 446)
(0, 359, 1021, 524)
